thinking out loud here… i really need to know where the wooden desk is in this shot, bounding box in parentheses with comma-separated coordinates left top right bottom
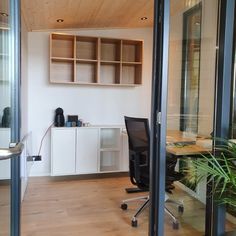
(166, 144, 211, 156)
(166, 130, 211, 156)
(166, 130, 196, 143)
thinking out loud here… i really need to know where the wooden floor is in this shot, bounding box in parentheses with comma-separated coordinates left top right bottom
(0, 183, 10, 236)
(20, 176, 233, 236)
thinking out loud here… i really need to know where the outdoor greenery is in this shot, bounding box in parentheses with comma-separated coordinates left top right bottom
(184, 139, 236, 208)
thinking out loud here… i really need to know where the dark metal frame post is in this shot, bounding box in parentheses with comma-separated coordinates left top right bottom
(149, 0, 169, 235)
(10, 0, 21, 235)
(208, 0, 235, 235)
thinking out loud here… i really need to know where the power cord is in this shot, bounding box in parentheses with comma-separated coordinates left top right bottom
(37, 122, 54, 156)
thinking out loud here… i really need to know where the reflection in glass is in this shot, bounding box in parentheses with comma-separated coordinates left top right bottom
(180, 3, 202, 134)
(0, 0, 11, 235)
(166, 0, 218, 234)
(228, 21, 236, 229)
(231, 46, 236, 138)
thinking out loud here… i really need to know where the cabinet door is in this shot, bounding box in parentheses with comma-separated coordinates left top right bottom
(121, 132, 129, 171)
(51, 128, 76, 176)
(0, 129, 10, 179)
(76, 128, 99, 174)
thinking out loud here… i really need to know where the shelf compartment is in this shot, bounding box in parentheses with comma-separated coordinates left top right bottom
(51, 34, 74, 59)
(76, 36, 98, 60)
(50, 59, 74, 83)
(76, 61, 98, 83)
(122, 40, 143, 63)
(101, 38, 121, 62)
(121, 64, 142, 85)
(100, 128, 120, 149)
(100, 63, 121, 84)
(50, 33, 143, 87)
(100, 151, 120, 172)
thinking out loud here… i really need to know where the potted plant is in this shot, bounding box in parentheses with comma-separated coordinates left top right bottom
(184, 139, 236, 234)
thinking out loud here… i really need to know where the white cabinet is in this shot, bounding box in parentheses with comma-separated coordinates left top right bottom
(76, 128, 99, 174)
(51, 128, 76, 176)
(99, 128, 121, 172)
(121, 130, 129, 172)
(51, 126, 128, 176)
(0, 128, 11, 179)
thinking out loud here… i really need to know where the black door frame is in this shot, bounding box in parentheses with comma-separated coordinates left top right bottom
(9, 0, 21, 235)
(209, 0, 235, 235)
(149, 0, 169, 235)
(150, 0, 236, 235)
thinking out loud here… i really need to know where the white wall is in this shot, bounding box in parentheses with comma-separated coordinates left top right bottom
(28, 28, 153, 176)
(21, 17, 29, 137)
(21, 17, 31, 199)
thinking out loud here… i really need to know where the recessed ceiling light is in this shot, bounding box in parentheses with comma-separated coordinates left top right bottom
(56, 19, 64, 23)
(0, 12, 8, 17)
(141, 17, 148, 21)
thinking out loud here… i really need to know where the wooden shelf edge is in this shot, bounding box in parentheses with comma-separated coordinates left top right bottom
(122, 61, 142, 65)
(49, 81, 141, 87)
(51, 57, 74, 61)
(76, 59, 98, 63)
(101, 60, 121, 64)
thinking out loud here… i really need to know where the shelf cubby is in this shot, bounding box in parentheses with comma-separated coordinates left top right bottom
(100, 128, 120, 149)
(122, 40, 143, 63)
(121, 64, 142, 85)
(76, 61, 97, 84)
(100, 62, 121, 84)
(101, 38, 121, 62)
(76, 36, 98, 60)
(50, 59, 74, 83)
(100, 151, 120, 172)
(51, 34, 74, 59)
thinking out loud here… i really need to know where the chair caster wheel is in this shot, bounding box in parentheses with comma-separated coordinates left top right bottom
(178, 205, 184, 213)
(121, 203, 128, 210)
(131, 219, 138, 227)
(173, 221, 179, 230)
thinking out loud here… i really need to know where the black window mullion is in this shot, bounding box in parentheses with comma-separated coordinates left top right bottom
(209, 0, 235, 235)
(149, 0, 170, 235)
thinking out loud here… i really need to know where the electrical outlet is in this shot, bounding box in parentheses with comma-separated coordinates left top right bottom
(33, 155, 42, 161)
(27, 155, 42, 161)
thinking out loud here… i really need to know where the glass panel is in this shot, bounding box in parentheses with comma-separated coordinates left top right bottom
(227, 17, 236, 233)
(231, 42, 236, 138)
(165, 0, 218, 234)
(0, 0, 11, 235)
(180, 3, 201, 133)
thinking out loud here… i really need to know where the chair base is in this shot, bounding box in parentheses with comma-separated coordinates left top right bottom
(121, 195, 184, 229)
(125, 187, 148, 193)
(121, 196, 149, 227)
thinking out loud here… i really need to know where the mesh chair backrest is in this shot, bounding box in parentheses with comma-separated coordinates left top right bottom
(124, 116, 150, 189)
(124, 116, 150, 151)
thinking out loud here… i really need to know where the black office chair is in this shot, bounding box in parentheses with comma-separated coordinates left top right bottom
(121, 116, 184, 229)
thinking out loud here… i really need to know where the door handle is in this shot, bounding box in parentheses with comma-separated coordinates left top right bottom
(0, 142, 24, 161)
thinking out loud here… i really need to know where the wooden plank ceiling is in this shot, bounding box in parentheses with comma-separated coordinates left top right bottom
(21, 0, 154, 31)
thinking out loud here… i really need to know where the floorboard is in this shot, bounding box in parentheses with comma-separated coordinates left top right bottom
(20, 176, 235, 235)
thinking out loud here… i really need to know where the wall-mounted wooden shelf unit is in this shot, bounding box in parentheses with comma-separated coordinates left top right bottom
(49, 33, 143, 87)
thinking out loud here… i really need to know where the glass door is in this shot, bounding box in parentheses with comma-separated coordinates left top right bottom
(0, 0, 21, 235)
(150, 0, 236, 235)
(165, 0, 218, 234)
(0, 2, 11, 234)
